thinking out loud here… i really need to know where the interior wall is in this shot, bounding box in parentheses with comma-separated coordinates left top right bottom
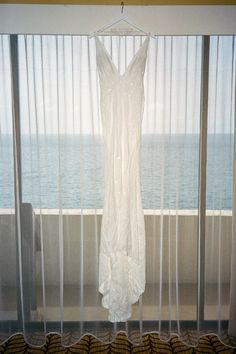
(0, 4, 236, 35)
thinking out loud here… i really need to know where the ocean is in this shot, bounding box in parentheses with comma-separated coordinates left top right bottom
(0, 134, 233, 210)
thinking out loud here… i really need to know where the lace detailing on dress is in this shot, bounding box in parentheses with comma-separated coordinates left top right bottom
(96, 36, 149, 322)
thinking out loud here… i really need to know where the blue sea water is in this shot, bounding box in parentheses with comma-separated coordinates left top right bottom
(0, 134, 233, 210)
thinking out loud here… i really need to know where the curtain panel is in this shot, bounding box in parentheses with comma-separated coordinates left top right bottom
(0, 34, 235, 347)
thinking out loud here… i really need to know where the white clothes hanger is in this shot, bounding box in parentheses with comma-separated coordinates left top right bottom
(89, 2, 156, 39)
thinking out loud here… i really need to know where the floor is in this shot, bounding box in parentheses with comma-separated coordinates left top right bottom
(0, 283, 230, 321)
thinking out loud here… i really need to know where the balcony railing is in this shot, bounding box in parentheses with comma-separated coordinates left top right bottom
(0, 207, 232, 322)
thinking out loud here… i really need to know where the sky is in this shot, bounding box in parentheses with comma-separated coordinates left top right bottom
(0, 34, 235, 136)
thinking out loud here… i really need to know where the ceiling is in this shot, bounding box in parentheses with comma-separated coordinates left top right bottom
(0, 0, 236, 4)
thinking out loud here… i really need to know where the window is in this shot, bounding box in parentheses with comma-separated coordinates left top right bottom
(0, 34, 235, 346)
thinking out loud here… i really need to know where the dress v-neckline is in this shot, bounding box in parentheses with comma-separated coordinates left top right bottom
(95, 36, 149, 78)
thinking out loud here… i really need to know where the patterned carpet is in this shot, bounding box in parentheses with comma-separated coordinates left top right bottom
(0, 333, 236, 353)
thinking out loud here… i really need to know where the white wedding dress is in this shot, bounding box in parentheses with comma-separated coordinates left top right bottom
(95, 36, 149, 322)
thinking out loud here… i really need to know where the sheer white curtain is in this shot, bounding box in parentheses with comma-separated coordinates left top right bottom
(206, 36, 235, 338)
(0, 33, 235, 347)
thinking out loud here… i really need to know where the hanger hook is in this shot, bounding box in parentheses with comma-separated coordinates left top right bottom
(121, 1, 124, 14)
